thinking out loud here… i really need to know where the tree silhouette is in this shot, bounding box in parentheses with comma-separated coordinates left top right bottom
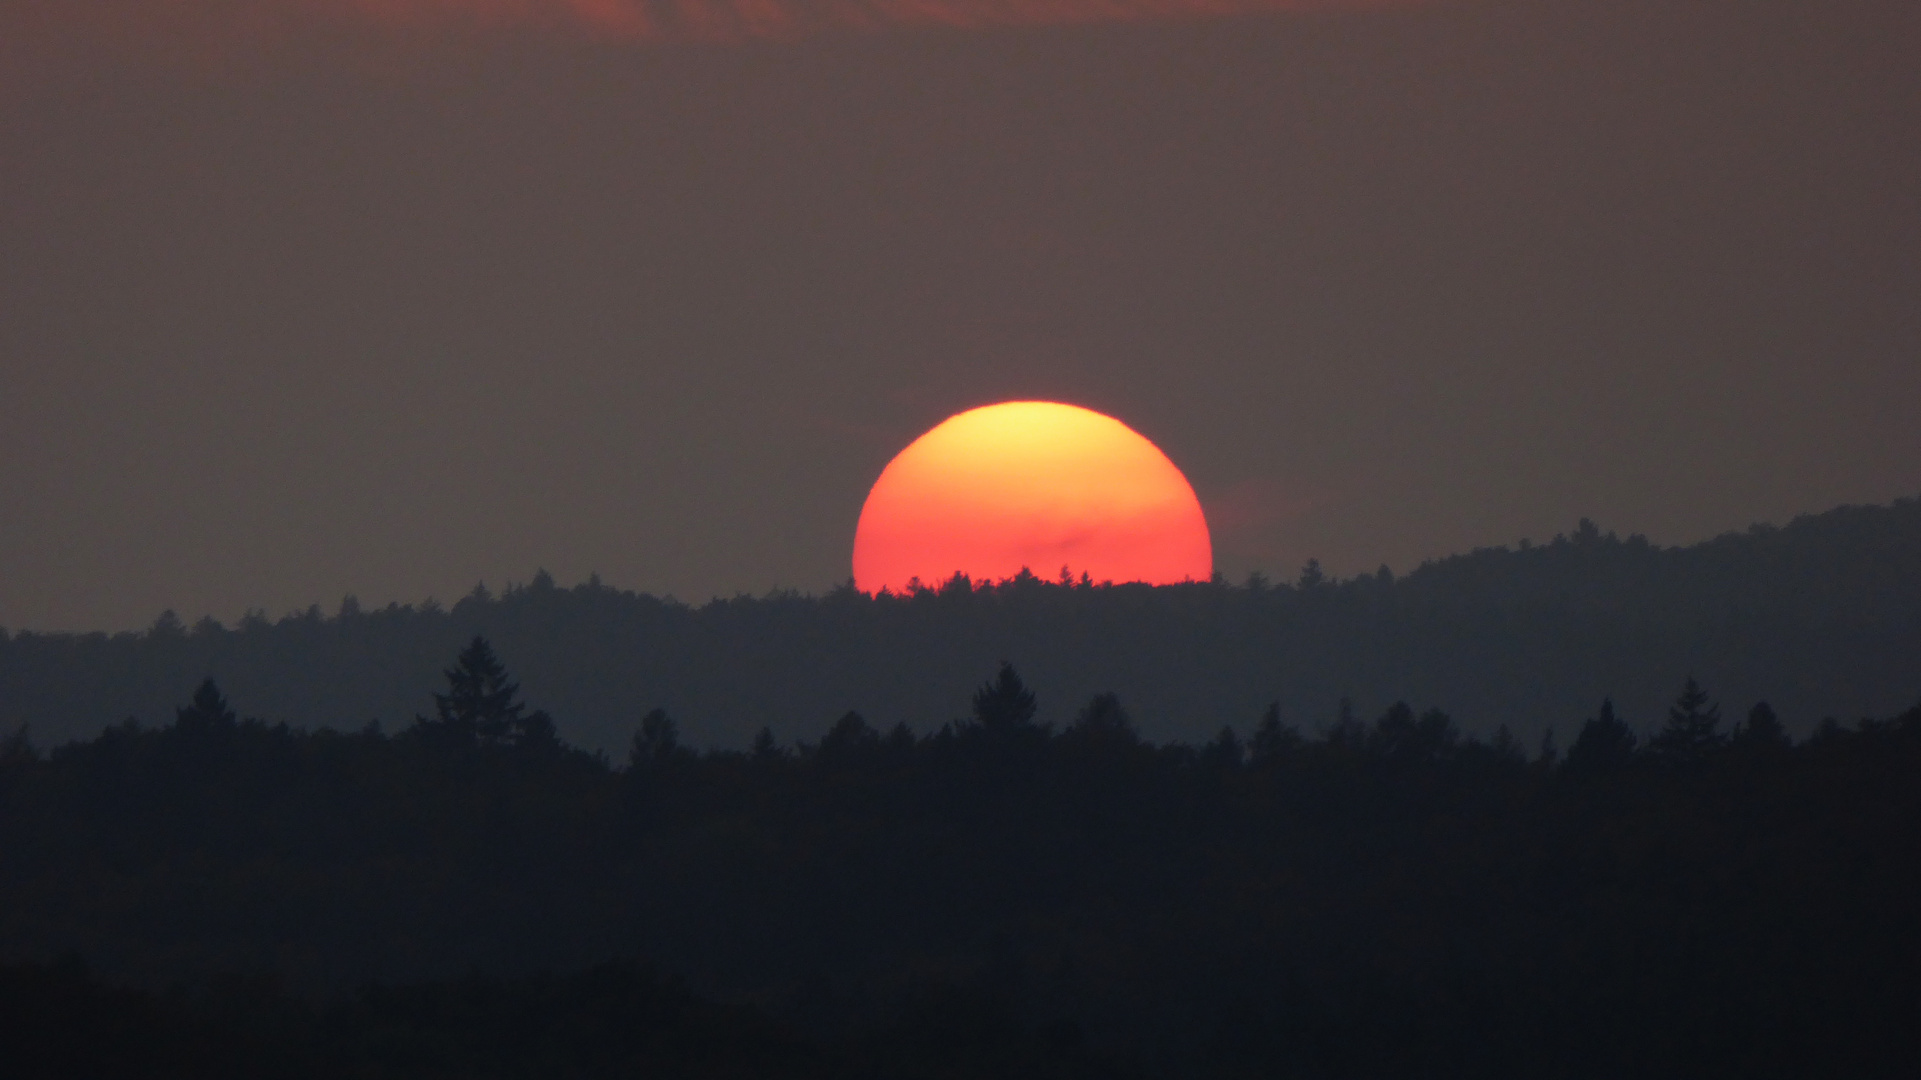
(1367, 702, 1457, 763)
(750, 726, 782, 762)
(1564, 698, 1639, 776)
(1521, 724, 1548, 765)
(422, 637, 526, 746)
(175, 678, 238, 733)
(819, 711, 879, 761)
(1733, 701, 1790, 751)
(1296, 558, 1327, 590)
(971, 663, 1039, 733)
(1201, 725, 1245, 769)
(630, 708, 682, 769)
(1325, 697, 1365, 752)
(8, 650, 1921, 1077)
(1064, 692, 1136, 747)
(0, 724, 35, 770)
(1650, 677, 1724, 764)
(1249, 702, 1303, 764)
(513, 707, 561, 754)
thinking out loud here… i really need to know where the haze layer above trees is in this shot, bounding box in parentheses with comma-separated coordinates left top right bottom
(3, 497, 1918, 752)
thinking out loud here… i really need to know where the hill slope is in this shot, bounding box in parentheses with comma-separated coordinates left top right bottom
(3, 497, 1918, 750)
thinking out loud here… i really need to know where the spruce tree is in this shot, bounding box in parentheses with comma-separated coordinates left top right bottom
(1733, 701, 1790, 750)
(1564, 698, 1638, 776)
(630, 708, 682, 769)
(1067, 693, 1137, 747)
(175, 678, 238, 733)
(819, 711, 879, 761)
(1201, 725, 1245, 769)
(1250, 702, 1303, 764)
(1650, 677, 1724, 764)
(750, 727, 782, 762)
(425, 637, 526, 746)
(971, 663, 1039, 733)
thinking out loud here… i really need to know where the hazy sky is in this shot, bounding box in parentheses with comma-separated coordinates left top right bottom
(2, 0, 1917, 631)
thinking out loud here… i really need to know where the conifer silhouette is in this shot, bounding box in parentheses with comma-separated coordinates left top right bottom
(819, 711, 879, 760)
(1066, 692, 1136, 746)
(1565, 698, 1639, 776)
(971, 663, 1038, 732)
(1201, 725, 1245, 769)
(423, 636, 529, 746)
(1651, 677, 1724, 763)
(175, 678, 238, 732)
(630, 707, 682, 769)
(1733, 701, 1790, 750)
(1250, 702, 1303, 764)
(750, 726, 782, 761)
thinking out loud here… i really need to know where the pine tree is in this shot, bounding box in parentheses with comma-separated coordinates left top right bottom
(1325, 698, 1365, 752)
(1201, 726, 1245, 770)
(1650, 677, 1724, 764)
(0, 724, 36, 770)
(1067, 693, 1136, 746)
(972, 663, 1038, 733)
(1732, 701, 1790, 751)
(1533, 725, 1556, 766)
(750, 727, 782, 762)
(513, 709, 561, 754)
(175, 678, 238, 733)
(1250, 702, 1303, 764)
(1564, 698, 1638, 776)
(1296, 558, 1327, 590)
(884, 722, 917, 753)
(424, 637, 526, 746)
(1368, 703, 1457, 762)
(819, 711, 879, 761)
(630, 708, 682, 769)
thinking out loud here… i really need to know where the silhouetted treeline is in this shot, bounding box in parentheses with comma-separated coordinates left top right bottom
(3, 651, 1919, 1076)
(3, 497, 1921, 751)
(0, 954, 1119, 1080)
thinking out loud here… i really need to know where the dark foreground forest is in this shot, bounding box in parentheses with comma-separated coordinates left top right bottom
(4, 640, 1919, 1078)
(4, 496, 1921, 751)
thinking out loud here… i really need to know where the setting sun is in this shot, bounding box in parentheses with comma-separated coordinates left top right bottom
(852, 401, 1212, 593)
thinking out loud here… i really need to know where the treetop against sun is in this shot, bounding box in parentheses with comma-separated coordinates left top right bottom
(852, 401, 1213, 594)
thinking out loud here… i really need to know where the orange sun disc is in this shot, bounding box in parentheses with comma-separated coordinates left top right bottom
(852, 401, 1213, 593)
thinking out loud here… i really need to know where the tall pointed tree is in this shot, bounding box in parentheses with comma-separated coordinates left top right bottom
(750, 726, 782, 762)
(1732, 701, 1790, 751)
(629, 708, 683, 770)
(175, 678, 238, 733)
(1250, 702, 1303, 765)
(1201, 725, 1245, 770)
(1564, 698, 1639, 776)
(426, 636, 526, 746)
(1650, 677, 1724, 764)
(972, 663, 1039, 733)
(1066, 692, 1137, 747)
(819, 711, 880, 762)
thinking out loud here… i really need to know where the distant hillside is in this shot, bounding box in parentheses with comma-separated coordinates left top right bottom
(3, 497, 1919, 752)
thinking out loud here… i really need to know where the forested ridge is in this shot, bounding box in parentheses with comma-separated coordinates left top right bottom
(4, 497, 1920, 752)
(3, 641, 1919, 1077)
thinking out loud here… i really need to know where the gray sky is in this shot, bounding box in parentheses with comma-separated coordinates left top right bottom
(2, 0, 1917, 631)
